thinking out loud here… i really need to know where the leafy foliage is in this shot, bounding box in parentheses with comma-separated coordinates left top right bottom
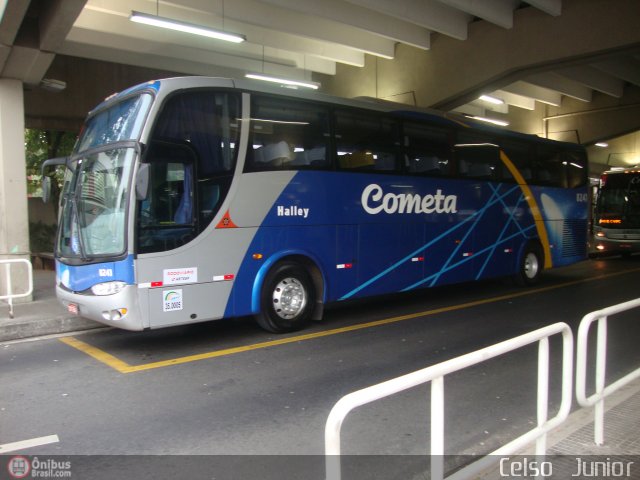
(25, 129, 76, 254)
(29, 221, 58, 252)
(25, 129, 76, 215)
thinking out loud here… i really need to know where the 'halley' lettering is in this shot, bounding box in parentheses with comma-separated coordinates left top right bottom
(362, 184, 458, 215)
(277, 205, 309, 218)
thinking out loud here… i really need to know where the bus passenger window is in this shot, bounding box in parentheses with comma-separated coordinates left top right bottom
(403, 122, 451, 176)
(500, 140, 532, 184)
(564, 150, 587, 188)
(253, 140, 293, 168)
(454, 140, 500, 181)
(335, 110, 401, 173)
(245, 96, 330, 172)
(407, 155, 446, 175)
(535, 146, 565, 187)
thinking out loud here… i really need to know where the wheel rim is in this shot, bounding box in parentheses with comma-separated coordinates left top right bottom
(272, 277, 307, 320)
(524, 252, 540, 279)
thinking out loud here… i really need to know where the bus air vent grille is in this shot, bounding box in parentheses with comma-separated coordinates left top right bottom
(562, 220, 587, 257)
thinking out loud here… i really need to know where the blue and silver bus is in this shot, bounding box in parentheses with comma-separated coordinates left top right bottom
(43, 77, 588, 333)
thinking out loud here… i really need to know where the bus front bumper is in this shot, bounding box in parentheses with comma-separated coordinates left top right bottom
(56, 284, 144, 331)
(593, 236, 640, 255)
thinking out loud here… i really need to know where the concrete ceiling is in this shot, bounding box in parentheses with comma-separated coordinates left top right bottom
(2, 1, 570, 84)
(1, 0, 640, 172)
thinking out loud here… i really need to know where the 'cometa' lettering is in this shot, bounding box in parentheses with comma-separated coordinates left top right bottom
(361, 184, 458, 215)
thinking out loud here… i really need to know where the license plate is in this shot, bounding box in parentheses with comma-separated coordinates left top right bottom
(67, 303, 79, 315)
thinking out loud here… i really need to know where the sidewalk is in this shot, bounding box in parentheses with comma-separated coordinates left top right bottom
(477, 379, 640, 480)
(0, 269, 102, 342)
(547, 379, 640, 457)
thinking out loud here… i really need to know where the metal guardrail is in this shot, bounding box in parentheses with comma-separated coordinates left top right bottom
(576, 297, 640, 446)
(325, 322, 574, 480)
(0, 259, 34, 318)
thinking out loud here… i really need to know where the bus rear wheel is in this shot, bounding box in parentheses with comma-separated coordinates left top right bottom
(514, 243, 543, 286)
(256, 262, 315, 333)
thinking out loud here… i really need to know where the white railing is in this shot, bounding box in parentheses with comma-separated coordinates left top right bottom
(0, 259, 34, 319)
(575, 297, 640, 446)
(325, 322, 574, 480)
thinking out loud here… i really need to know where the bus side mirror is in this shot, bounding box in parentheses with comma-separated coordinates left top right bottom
(41, 156, 69, 204)
(42, 176, 52, 203)
(136, 163, 150, 200)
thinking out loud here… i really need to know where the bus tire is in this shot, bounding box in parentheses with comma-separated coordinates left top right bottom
(514, 243, 543, 286)
(256, 262, 315, 333)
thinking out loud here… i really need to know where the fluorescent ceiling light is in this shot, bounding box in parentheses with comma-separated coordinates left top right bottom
(468, 115, 509, 127)
(130, 11, 245, 43)
(479, 94, 504, 105)
(595, 142, 609, 148)
(245, 73, 320, 90)
(40, 78, 66, 92)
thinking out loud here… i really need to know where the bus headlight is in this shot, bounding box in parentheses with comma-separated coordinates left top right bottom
(91, 281, 126, 296)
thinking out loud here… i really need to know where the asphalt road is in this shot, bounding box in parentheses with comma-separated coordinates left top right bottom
(2, 255, 640, 478)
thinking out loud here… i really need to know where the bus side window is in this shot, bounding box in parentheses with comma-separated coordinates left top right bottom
(253, 140, 293, 168)
(198, 180, 221, 225)
(535, 146, 565, 187)
(564, 150, 587, 188)
(137, 141, 197, 253)
(403, 122, 452, 176)
(246, 96, 330, 172)
(500, 140, 533, 184)
(454, 139, 500, 181)
(335, 110, 401, 173)
(143, 91, 239, 248)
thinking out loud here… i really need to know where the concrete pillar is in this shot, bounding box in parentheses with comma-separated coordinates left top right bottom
(0, 79, 32, 303)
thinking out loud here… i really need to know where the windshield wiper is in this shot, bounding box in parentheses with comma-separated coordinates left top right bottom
(69, 195, 90, 262)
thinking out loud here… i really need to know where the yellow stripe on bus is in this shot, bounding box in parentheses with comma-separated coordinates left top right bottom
(499, 150, 553, 269)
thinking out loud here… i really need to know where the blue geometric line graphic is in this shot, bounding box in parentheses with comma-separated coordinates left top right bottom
(427, 183, 504, 287)
(475, 184, 527, 280)
(402, 224, 536, 292)
(487, 182, 530, 237)
(339, 184, 522, 300)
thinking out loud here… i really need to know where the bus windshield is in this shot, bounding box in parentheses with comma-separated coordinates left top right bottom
(57, 145, 138, 261)
(75, 93, 152, 153)
(56, 93, 152, 262)
(598, 173, 640, 228)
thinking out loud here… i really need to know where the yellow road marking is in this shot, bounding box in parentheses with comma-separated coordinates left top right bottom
(59, 266, 640, 374)
(59, 336, 133, 372)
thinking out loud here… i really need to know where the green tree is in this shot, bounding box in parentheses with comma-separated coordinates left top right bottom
(25, 129, 76, 252)
(25, 129, 76, 217)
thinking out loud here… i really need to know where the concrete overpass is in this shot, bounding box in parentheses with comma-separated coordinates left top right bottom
(1, 0, 640, 295)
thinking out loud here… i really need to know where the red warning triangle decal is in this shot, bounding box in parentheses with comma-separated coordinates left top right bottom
(216, 210, 238, 229)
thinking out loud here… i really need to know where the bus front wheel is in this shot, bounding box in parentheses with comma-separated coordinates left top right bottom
(256, 262, 315, 333)
(514, 243, 543, 286)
